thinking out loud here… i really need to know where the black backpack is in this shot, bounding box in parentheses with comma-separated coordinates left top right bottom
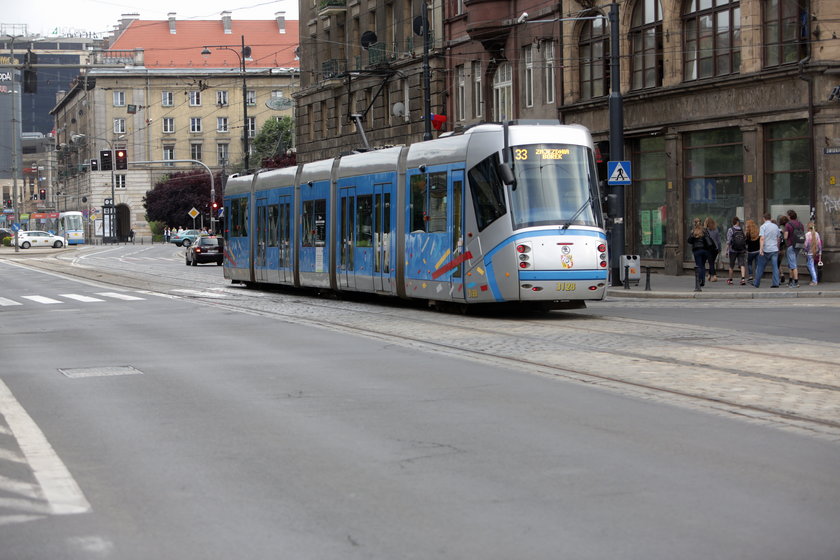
(791, 221, 806, 249)
(730, 228, 746, 252)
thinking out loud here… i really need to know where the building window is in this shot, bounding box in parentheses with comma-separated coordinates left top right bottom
(217, 143, 229, 165)
(454, 0, 464, 16)
(113, 118, 126, 134)
(492, 62, 512, 122)
(579, 13, 609, 99)
(247, 117, 256, 138)
(216, 90, 228, 106)
(190, 117, 202, 133)
(630, 0, 663, 89)
(162, 91, 174, 106)
(217, 117, 228, 133)
(523, 45, 534, 108)
(246, 90, 256, 106)
(190, 143, 202, 161)
(189, 91, 202, 106)
(163, 144, 175, 166)
(763, 0, 807, 67)
(162, 117, 174, 133)
(766, 120, 810, 211)
(113, 91, 125, 106)
(683, 0, 741, 81)
(632, 136, 667, 259)
(683, 127, 743, 237)
(115, 174, 126, 189)
(543, 40, 555, 105)
(271, 90, 284, 99)
(456, 65, 466, 121)
(472, 60, 483, 118)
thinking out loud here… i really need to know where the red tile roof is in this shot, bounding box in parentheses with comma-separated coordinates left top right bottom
(109, 19, 299, 69)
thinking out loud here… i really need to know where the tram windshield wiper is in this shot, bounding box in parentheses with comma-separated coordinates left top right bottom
(562, 193, 593, 230)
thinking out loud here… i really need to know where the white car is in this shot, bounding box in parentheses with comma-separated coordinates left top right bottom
(13, 230, 67, 249)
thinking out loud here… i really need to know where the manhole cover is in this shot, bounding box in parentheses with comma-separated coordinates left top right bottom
(59, 366, 143, 378)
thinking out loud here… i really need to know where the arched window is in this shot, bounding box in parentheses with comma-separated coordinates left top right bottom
(492, 62, 512, 122)
(579, 14, 609, 99)
(683, 0, 740, 81)
(763, 0, 808, 67)
(630, 0, 663, 89)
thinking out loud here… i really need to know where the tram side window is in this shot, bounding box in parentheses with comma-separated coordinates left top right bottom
(231, 198, 248, 237)
(267, 205, 278, 247)
(302, 199, 327, 247)
(410, 174, 427, 232)
(468, 154, 507, 231)
(356, 195, 373, 247)
(427, 172, 447, 233)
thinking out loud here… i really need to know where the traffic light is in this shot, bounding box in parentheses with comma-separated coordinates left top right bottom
(23, 50, 37, 94)
(100, 150, 113, 171)
(212, 201, 219, 214)
(90, 159, 99, 171)
(115, 149, 127, 170)
(39, 188, 46, 200)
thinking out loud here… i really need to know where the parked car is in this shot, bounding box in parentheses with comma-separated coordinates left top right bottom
(170, 229, 200, 247)
(185, 236, 224, 266)
(12, 230, 66, 249)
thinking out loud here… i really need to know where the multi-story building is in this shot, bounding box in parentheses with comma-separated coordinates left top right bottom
(295, 0, 446, 162)
(297, 0, 840, 281)
(1, 28, 97, 225)
(50, 12, 299, 240)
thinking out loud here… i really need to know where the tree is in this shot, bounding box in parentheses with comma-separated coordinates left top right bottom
(143, 170, 223, 229)
(253, 116, 295, 168)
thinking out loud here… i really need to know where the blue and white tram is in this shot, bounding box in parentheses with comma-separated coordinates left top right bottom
(223, 122, 608, 309)
(57, 211, 85, 245)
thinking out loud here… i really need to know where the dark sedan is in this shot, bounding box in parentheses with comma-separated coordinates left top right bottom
(185, 236, 224, 266)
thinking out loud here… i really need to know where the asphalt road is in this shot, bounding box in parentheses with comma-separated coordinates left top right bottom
(1, 247, 839, 559)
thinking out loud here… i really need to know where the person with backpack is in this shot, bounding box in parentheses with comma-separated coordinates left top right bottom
(803, 221, 822, 286)
(744, 219, 761, 282)
(725, 216, 747, 285)
(783, 209, 806, 288)
(687, 217, 712, 291)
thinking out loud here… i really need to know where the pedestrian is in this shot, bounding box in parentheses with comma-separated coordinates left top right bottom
(777, 214, 789, 285)
(129, 229, 135, 242)
(164, 226, 171, 243)
(687, 217, 712, 291)
(803, 221, 822, 286)
(782, 209, 805, 288)
(725, 216, 747, 285)
(744, 218, 761, 283)
(704, 216, 721, 282)
(753, 212, 781, 288)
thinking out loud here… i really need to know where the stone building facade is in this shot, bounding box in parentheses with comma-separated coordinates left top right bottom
(296, 0, 840, 280)
(50, 13, 299, 241)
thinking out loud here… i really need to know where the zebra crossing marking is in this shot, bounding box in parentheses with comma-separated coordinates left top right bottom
(21, 295, 62, 304)
(60, 294, 105, 303)
(0, 297, 22, 306)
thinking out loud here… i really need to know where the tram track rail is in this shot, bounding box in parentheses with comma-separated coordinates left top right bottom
(18, 249, 840, 441)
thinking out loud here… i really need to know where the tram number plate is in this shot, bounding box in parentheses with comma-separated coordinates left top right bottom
(556, 282, 576, 291)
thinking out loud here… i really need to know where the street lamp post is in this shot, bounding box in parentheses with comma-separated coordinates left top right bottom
(202, 36, 252, 172)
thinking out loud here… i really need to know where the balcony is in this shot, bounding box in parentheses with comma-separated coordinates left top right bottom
(318, 0, 346, 17)
(367, 42, 389, 66)
(321, 59, 347, 85)
(465, 0, 513, 50)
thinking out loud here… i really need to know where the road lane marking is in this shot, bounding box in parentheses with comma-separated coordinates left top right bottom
(96, 292, 144, 301)
(60, 294, 105, 303)
(0, 297, 22, 306)
(21, 295, 62, 304)
(0, 380, 91, 515)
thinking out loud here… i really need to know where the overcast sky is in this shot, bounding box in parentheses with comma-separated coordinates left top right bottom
(5, 0, 299, 39)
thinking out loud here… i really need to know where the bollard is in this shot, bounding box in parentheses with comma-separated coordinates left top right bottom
(624, 265, 630, 289)
(644, 266, 652, 291)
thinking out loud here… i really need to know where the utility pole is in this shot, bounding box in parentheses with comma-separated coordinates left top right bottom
(9, 36, 21, 252)
(608, 2, 625, 286)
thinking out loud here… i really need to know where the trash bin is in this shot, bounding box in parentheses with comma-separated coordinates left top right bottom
(620, 254, 641, 285)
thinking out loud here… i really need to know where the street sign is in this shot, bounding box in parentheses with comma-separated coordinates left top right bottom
(607, 161, 632, 185)
(188, 208, 199, 219)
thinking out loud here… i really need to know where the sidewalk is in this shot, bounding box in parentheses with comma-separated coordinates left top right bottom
(607, 269, 840, 299)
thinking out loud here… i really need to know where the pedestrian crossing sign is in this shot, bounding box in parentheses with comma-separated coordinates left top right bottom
(607, 161, 632, 185)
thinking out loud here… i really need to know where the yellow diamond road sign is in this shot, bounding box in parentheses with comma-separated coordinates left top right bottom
(188, 207, 199, 219)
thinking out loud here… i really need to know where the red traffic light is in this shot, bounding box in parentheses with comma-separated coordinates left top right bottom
(115, 149, 128, 170)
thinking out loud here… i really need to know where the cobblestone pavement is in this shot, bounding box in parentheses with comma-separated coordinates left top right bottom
(5, 245, 840, 442)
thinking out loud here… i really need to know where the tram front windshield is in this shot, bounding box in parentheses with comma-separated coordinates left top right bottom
(63, 214, 83, 231)
(508, 144, 601, 230)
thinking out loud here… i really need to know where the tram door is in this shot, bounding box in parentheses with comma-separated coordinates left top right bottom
(450, 171, 465, 300)
(338, 187, 355, 290)
(373, 184, 392, 293)
(277, 195, 292, 283)
(255, 198, 269, 282)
